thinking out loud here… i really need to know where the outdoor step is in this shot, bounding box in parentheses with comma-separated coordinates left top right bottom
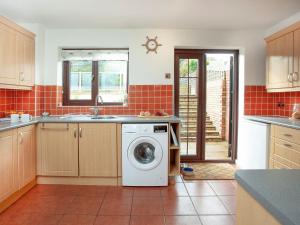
(181, 124, 216, 130)
(180, 131, 220, 137)
(180, 136, 223, 142)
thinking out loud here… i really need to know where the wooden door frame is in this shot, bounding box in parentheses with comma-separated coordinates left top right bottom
(174, 49, 239, 163)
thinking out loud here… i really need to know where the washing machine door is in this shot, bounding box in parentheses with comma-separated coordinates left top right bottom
(127, 136, 163, 171)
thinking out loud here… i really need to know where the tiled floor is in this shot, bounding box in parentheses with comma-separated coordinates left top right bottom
(0, 177, 236, 225)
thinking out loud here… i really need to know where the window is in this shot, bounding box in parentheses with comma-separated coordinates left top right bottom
(62, 49, 128, 106)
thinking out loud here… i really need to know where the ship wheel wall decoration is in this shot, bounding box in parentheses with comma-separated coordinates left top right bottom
(142, 36, 162, 54)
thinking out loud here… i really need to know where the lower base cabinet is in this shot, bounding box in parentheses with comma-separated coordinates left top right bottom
(0, 129, 18, 202)
(79, 123, 117, 177)
(18, 125, 36, 189)
(236, 184, 282, 225)
(37, 123, 79, 176)
(0, 125, 36, 212)
(37, 123, 118, 178)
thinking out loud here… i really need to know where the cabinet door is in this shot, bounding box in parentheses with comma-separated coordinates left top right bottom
(266, 32, 294, 90)
(79, 123, 117, 177)
(0, 23, 18, 85)
(37, 123, 78, 176)
(0, 129, 18, 202)
(18, 125, 36, 189)
(293, 29, 300, 87)
(17, 34, 35, 86)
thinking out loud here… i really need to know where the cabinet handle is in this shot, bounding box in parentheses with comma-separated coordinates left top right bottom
(293, 72, 299, 81)
(19, 72, 24, 81)
(79, 128, 82, 138)
(288, 73, 293, 83)
(283, 133, 292, 138)
(74, 128, 77, 138)
(19, 132, 23, 144)
(283, 143, 292, 148)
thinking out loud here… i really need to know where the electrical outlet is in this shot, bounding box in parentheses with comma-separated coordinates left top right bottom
(165, 73, 171, 79)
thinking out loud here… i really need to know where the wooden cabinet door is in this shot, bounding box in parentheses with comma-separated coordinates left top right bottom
(79, 123, 117, 177)
(266, 32, 294, 90)
(293, 29, 300, 87)
(0, 23, 18, 85)
(18, 125, 36, 189)
(0, 129, 18, 202)
(17, 34, 35, 86)
(37, 123, 79, 176)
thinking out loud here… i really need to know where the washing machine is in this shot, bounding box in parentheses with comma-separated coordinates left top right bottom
(122, 123, 168, 186)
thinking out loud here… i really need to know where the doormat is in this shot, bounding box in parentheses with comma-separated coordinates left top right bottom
(183, 163, 236, 180)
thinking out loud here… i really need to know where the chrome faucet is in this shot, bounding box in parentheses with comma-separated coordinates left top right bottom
(90, 94, 104, 117)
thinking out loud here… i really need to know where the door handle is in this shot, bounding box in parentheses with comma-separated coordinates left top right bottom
(283, 143, 292, 148)
(79, 128, 82, 138)
(283, 133, 292, 138)
(293, 72, 299, 81)
(74, 128, 77, 138)
(19, 132, 23, 144)
(288, 73, 293, 83)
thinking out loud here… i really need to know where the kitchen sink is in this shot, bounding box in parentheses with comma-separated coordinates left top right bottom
(91, 116, 116, 119)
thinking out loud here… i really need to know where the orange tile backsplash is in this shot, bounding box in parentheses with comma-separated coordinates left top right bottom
(0, 85, 173, 117)
(244, 85, 300, 116)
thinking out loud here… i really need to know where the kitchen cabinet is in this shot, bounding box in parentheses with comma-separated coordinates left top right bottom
(0, 129, 18, 202)
(17, 34, 35, 86)
(269, 125, 300, 169)
(79, 123, 117, 177)
(265, 22, 300, 92)
(266, 32, 293, 90)
(0, 22, 18, 85)
(18, 125, 36, 189)
(0, 16, 35, 89)
(37, 123, 79, 176)
(236, 184, 282, 225)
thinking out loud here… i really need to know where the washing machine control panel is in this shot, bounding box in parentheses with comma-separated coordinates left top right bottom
(154, 125, 168, 133)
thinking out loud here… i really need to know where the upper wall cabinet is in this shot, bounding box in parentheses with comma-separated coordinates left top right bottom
(266, 22, 300, 92)
(0, 16, 35, 89)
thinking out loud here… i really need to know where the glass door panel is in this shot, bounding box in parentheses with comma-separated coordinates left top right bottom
(205, 53, 234, 160)
(178, 58, 199, 158)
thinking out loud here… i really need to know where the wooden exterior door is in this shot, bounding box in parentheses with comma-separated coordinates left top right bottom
(175, 50, 204, 161)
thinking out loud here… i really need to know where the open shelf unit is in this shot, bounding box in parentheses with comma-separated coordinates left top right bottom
(169, 122, 181, 176)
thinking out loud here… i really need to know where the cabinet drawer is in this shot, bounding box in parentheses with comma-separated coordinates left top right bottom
(272, 159, 291, 169)
(274, 125, 300, 145)
(273, 139, 300, 168)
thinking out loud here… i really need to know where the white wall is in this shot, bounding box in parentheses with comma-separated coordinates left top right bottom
(43, 28, 266, 86)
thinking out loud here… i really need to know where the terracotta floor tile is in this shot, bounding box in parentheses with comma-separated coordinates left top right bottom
(22, 196, 74, 214)
(163, 197, 197, 215)
(200, 215, 235, 225)
(105, 187, 134, 198)
(208, 181, 236, 196)
(219, 196, 236, 214)
(161, 183, 189, 197)
(131, 197, 163, 215)
(192, 196, 228, 215)
(30, 213, 63, 225)
(185, 182, 216, 196)
(130, 215, 165, 225)
(58, 214, 96, 225)
(134, 187, 162, 197)
(64, 196, 103, 215)
(165, 216, 202, 225)
(94, 215, 130, 225)
(0, 212, 32, 225)
(98, 196, 132, 215)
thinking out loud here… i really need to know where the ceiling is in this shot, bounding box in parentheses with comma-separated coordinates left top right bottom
(0, 0, 300, 29)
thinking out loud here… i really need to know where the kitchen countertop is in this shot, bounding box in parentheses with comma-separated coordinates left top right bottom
(235, 170, 300, 225)
(245, 116, 300, 130)
(0, 115, 181, 132)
